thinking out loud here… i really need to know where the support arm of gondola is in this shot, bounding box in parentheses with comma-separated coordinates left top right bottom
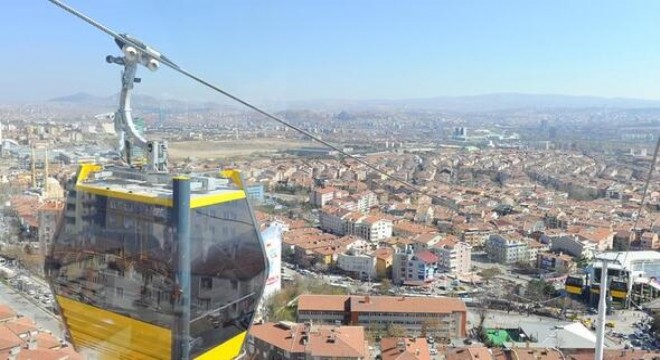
(106, 37, 168, 172)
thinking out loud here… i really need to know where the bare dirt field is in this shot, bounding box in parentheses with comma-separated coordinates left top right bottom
(168, 138, 315, 159)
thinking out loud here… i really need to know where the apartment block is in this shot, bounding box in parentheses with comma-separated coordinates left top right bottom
(485, 234, 529, 265)
(392, 246, 439, 285)
(337, 253, 377, 279)
(432, 236, 472, 275)
(297, 295, 467, 338)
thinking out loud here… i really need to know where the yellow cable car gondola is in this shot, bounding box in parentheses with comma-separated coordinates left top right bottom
(46, 165, 267, 360)
(43, 9, 268, 359)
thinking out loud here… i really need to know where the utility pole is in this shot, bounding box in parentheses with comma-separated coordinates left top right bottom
(595, 259, 613, 360)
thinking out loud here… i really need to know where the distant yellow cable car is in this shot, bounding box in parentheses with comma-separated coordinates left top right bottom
(606, 321, 615, 328)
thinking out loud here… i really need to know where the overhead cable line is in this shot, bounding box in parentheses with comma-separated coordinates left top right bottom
(620, 133, 660, 266)
(48, 0, 458, 212)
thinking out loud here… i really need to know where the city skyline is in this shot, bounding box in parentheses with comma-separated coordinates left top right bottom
(2, 1, 660, 103)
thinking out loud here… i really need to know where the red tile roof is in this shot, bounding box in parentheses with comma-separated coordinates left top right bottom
(0, 305, 17, 323)
(380, 337, 431, 360)
(445, 346, 493, 360)
(5, 317, 38, 336)
(250, 322, 368, 358)
(0, 325, 23, 351)
(298, 295, 349, 312)
(415, 250, 439, 264)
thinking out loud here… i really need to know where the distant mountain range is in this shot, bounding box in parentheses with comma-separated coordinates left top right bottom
(48, 92, 660, 113)
(287, 93, 660, 112)
(48, 92, 238, 113)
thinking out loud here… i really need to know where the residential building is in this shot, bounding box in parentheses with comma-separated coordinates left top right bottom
(353, 216, 393, 242)
(247, 321, 369, 360)
(351, 190, 378, 213)
(392, 246, 439, 285)
(393, 220, 437, 237)
(310, 187, 345, 207)
(244, 183, 265, 203)
(319, 206, 351, 235)
(0, 304, 82, 360)
(485, 234, 529, 265)
(526, 238, 546, 265)
(380, 337, 431, 360)
(337, 252, 376, 280)
(37, 200, 64, 257)
(550, 235, 597, 259)
(373, 247, 394, 280)
(327, 198, 358, 212)
(537, 252, 576, 273)
(297, 295, 467, 338)
(445, 347, 494, 360)
(411, 233, 443, 252)
(432, 236, 472, 275)
(574, 227, 614, 252)
(640, 232, 659, 250)
(453, 221, 494, 248)
(612, 230, 633, 251)
(321, 209, 393, 242)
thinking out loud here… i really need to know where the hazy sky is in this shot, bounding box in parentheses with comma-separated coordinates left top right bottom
(2, 1, 660, 103)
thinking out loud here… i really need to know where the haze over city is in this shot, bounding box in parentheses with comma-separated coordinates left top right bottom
(3, 2, 660, 360)
(2, 1, 660, 103)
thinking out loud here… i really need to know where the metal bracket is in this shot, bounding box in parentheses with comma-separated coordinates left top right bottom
(106, 37, 168, 172)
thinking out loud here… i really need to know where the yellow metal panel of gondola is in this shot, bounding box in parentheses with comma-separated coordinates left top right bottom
(190, 191, 246, 208)
(193, 331, 247, 360)
(565, 285, 583, 295)
(220, 169, 244, 189)
(611, 290, 627, 299)
(57, 296, 172, 360)
(75, 163, 103, 185)
(75, 164, 247, 208)
(76, 183, 174, 207)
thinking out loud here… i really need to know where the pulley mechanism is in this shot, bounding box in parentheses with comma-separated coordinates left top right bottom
(107, 34, 168, 172)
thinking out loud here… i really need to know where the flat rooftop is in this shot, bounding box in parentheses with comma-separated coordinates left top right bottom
(77, 167, 244, 207)
(594, 251, 660, 270)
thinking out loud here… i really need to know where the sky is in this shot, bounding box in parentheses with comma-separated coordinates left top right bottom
(2, 1, 660, 103)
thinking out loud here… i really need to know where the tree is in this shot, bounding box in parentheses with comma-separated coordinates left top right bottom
(282, 247, 295, 262)
(386, 323, 407, 337)
(380, 278, 392, 295)
(575, 255, 590, 269)
(422, 318, 442, 339)
(525, 279, 557, 301)
(312, 262, 328, 273)
(515, 261, 532, 270)
(479, 267, 502, 283)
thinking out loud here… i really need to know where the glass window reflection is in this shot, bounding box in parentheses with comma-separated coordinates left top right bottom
(47, 193, 267, 358)
(189, 200, 266, 357)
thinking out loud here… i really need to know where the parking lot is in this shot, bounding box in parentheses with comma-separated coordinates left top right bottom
(8, 274, 56, 311)
(579, 308, 656, 350)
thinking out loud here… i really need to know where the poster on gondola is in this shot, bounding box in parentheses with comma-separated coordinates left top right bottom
(261, 222, 283, 299)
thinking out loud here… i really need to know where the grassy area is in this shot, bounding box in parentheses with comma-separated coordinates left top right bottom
(264, 275, 347, 322)
(486, 329, 511, 346)
(485, 328, 524, 346)
(168, 138, 315, 159)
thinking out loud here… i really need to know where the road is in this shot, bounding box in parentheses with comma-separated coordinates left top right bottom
(0, 280, 64, 339)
